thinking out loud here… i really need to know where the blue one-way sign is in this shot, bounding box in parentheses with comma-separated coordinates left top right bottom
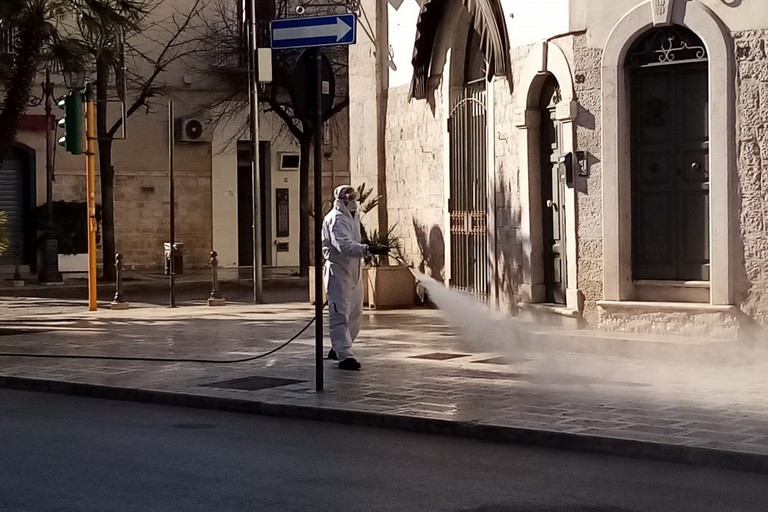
(270, 14, 356, 50)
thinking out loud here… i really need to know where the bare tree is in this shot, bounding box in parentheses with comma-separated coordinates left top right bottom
(89, 0, 209, 280)
(193, 0, 349, 277)
(0, 0, 209, 280)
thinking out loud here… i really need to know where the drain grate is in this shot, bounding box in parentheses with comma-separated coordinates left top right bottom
(200, 375, 304, 391)
(409, 352, 471, 361)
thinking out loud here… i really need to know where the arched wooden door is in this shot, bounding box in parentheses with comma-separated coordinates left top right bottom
(539, 77, 567, 304)
(628, 26, 710, 281)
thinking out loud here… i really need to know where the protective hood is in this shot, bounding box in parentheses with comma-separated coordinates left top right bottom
(333, 184, 358, 214)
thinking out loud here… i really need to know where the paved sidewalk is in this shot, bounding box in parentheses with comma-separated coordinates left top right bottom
(1, 288, 768, 474)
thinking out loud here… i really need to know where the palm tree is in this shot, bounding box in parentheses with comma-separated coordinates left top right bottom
(75, 0, 148, 280)
(0, 1, 144, 147)
(0, 0, 59, 148)
(1, 0, 199, 280)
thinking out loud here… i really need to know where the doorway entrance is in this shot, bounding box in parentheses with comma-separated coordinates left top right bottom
(237, 141, 271, 267)
(0, 146, 34, 267)
(539, 77, 567, 304)
(447, 25, 489, 300)
(448, 85, 488, 300)
(628, 27, 710, 282)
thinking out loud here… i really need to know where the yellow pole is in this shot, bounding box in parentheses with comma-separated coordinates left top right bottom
(85, 84, 98, 311)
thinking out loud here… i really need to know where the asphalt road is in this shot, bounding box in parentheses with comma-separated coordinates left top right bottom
(1, 390, 767, 512)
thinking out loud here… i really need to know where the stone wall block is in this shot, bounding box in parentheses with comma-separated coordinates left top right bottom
(735, 37, 765, 62)
(742, 206, 765, 238)
(738, 61, 768, 82)
(759, 81, 768, 123)
(739, 137, 762, 168)
(578, 238, 603, 260)
(739, 81, 761, 124)
(741, 166, 762, 193)
(576, 90, 601, 122)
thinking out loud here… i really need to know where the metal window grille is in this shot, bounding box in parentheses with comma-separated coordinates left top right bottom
(0, 24, 18, 55)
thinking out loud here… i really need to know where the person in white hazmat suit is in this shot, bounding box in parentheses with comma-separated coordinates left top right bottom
(322, 185, 389, 371)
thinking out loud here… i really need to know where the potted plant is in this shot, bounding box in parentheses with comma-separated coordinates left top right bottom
(362, 223, 415, 309)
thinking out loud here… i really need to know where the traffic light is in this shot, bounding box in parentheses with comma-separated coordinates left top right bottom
(57, 91, 84, 155)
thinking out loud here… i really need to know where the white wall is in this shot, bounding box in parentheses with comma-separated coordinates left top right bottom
(502, 0, 570, 45)
(574, 0, 768, 49)
(388, 0, 422, 88)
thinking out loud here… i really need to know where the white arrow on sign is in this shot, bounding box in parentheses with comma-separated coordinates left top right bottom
(272, 17, 352, 42)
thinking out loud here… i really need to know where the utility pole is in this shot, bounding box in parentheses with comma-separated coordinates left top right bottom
(248, 0, 263, 303)
(313, 48, 324, 392)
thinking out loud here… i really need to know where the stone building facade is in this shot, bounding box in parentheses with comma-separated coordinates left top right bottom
(349, 0, 768, 338)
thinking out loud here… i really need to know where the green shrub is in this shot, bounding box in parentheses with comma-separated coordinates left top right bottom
(34, 201, 101, 255)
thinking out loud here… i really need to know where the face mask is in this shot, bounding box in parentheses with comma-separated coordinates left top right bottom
(346, 200, 358, 212)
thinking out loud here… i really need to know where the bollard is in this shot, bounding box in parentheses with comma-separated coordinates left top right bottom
(207, 251, 226, 306)
(12, 243, 24, 287)
(110, 253, 130, 310)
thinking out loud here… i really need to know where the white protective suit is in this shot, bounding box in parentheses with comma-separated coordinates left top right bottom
(321, 185, 369, 362)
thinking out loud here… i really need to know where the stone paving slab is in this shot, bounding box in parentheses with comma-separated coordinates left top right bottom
(1, 295, 768, 473)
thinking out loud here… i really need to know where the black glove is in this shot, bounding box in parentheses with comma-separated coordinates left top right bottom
(367, 244, 389, 256)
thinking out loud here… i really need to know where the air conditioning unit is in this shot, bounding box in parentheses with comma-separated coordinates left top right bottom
(175, 117, 209, 143)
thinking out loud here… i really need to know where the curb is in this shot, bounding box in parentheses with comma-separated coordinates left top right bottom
(2, 375, 767, 475)
(0, 276, 308, 298)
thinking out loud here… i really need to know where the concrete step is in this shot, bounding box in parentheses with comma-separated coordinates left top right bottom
(512, 321, 751, 363)
(518, 303, 582, 329)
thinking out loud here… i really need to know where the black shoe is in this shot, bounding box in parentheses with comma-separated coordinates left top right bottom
(338, 357, 361, 371)
(327, 348, 338, 360)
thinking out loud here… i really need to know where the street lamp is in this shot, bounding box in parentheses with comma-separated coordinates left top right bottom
(37, 68, 63, 283)
(62, 65, 86, 90)
(37, 63, 88, 283)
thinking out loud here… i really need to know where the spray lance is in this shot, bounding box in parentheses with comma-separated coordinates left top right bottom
(374, 246, 419, 278)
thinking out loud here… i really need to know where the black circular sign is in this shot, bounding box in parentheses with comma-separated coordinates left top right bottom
(290, 49, 336, 123)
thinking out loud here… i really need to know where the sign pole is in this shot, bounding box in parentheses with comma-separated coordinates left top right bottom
(168, 100, 176, 308)
(269, 12, 358, 392)
(314, 47, 324, 392)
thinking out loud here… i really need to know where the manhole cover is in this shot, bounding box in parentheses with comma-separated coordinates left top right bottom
(200, 375, 304, 391)
(474, 357, 529, 365)
(409, 352, 471, 361)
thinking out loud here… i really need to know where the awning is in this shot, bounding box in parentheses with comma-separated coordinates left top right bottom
(409, 0, 513, 100)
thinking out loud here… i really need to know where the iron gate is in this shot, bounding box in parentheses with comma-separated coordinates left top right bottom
(448, 86, 488, 299)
